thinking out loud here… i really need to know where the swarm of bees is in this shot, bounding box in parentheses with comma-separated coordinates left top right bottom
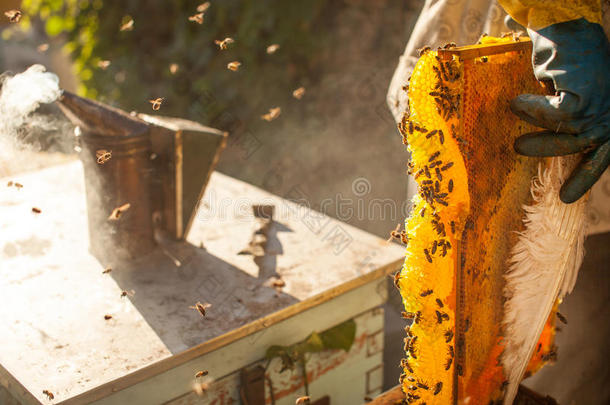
(266, 44, 280, 54)
(42, 389, 54, 400)
(96, 149, 112, 164)
(261, 107, 281, 122)
(190, 301, 212, 317)
(295, 396, 310, 405)
(292, 87, 306, 100)
(120, 18, 134, 32)
(227, 61, 241, 71)
(4, 9, 21, 23)
(108, 203, 131, 220)
(189, 12, 204, 24)
(149, 97, 164, 111)
(214, 37, 234, 50)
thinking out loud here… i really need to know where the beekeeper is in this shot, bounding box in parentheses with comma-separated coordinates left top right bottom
(387, 1, 609, 403)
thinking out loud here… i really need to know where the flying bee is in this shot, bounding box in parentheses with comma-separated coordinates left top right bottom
(4, 9, 21, 22)
(188, 12, 204, 24)
(102, 267, 112, 274)
(295, 396, 310, 405)
(424, 248, 433, 263)
(261, 107, 281, 121)
(96, 149, 112, 164)
(97, 60, 111, 70)
(149, 97, 164, 111)
(214, 37, 234, 50)
(195, 370, 209, 378)
(556, 312, 568, 324)
(292, 87, 306, 100)
(197, 2, 211, 12)
(108, 203, 131, 220)
(436, 298, 444, 308)
(104, 314, 113, 320)
(420, 289, 433, 297)
(120, 18, 134, 32)
(169, 63, 179, 74)
(120, 289, 135, 298)
(434, 381, 443, 395)
(190, 301, 212, 317)
(444, 329, 454, 343)
(42, 390, 54, 400)
(266, 44, 280, 54)
(32, 207, 42, 214)
(227, 61, 241, 71)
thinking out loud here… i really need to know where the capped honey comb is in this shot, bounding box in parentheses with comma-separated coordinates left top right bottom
(396, 37, 558, 404)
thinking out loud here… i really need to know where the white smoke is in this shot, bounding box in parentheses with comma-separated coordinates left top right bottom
(0, 64, 62, 176)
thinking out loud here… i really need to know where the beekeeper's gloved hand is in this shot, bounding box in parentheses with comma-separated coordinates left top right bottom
(510, 18, 610, 204)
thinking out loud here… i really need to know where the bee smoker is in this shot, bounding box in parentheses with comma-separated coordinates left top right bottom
(56, 91, 226, 262)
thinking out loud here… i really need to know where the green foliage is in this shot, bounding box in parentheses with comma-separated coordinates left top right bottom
(21, 0, 332, 127)
(265, 319, 356, 373)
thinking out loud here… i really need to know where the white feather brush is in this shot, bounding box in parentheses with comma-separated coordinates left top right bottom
(502, 156, 589, 404)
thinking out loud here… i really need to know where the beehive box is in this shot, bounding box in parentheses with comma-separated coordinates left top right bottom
(0, 160, 404, 404)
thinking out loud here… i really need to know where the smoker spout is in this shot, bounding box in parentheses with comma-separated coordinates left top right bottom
(56, 90, 148, 137)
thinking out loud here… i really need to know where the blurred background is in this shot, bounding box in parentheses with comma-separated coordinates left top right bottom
(0, 0, 425, 391)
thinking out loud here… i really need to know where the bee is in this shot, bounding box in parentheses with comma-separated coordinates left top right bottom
(227, 61, 241, 71)
(424, 248, 433, 263)
(416, 381, 429, 390)
(272, 278, 286, 288)
(401, 311, 422, 324)
(108, 203, 131, 220)
(295, 396, 311, 405)
(97, 60, 111, 70)
(444, 329, 454, 343)
(428, 151, 440, 162)
(266, 44, 280, 54)
(464, 318, 470, 332)
(120, 289, 135, 298)
(450, 221, 456, 234)
(406, 392, 420, 401)
(448, 179, 454, 193)
(32, 207, 42, 214)
(261, 107, 281, 121)
(120, 18, 134, 32)
(189, 12, 204, 24)
(435, 167, 443, 181)
(195, 370, 209, 378)
(364, 396, 373, 402)
(481, 56, 489, 63)
(433, 381, 443, 395)
(420, 289, 433, 297)
(424, 166, 431, 178)
(441, 162, 454, 171)
(214, 37, 235, 50)
(425, 129, 438, 139)
(457, 364, 463, 376)
(190, 301, 212, 317)
(439, 62, 449, 81)
(537, 343, 542, 353)
(435, 310, 444, 324)
(96, 149, 112, 164)
(444, 356, 453, 370)
(37, 43, 50, 53)
(392, 271, 401, 289)
(439, 129, 445, 144)
(292, 87, 306, 100)
(448, 345, 454, 358)
(402, 359, 414, 373)
(197, 2, 211, 12)
(431, 240, 438, 255)
(149, 98, 164, 111)
(443, 42, 457, 49)
(556, 312, 568, 324)
(169, 63, 179, 74)
(408, 385, 418, 391)
(436, 298, 444, 308)
(417, 46, 431, 56)
(104, 314, 113, 320)
(102, 268, 112, 274)
(4, 9, 22, 23)
(42, 390, 54, 400)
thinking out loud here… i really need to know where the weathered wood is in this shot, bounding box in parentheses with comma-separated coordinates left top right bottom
(0, 161, 404, 404)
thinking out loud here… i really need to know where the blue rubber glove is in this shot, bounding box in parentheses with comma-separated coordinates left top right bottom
(511, 18, 610, 203)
